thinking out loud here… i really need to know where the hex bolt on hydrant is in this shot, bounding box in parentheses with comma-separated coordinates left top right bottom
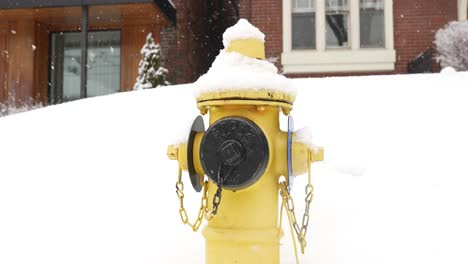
(167, 19, 323, 264)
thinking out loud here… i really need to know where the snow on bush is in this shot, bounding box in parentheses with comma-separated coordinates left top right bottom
(434, 20, 468, 71)
(440, 66, 457, 74)
(133, 33, 169, 90)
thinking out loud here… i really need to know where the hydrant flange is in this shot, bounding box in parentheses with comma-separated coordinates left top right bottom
(188, 115, 205, 192)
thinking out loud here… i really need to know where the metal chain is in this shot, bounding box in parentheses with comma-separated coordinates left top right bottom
(175, 166, 210, 232)
(211, 185, 223, 216)
(279, 152, 314, 254)
(207, 164, 231, 220)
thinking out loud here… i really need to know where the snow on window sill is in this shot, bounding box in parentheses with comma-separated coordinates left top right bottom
(281, 48, 396, 73)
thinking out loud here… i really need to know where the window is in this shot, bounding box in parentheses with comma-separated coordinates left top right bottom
(49, 30, 121, 104)
(282, 0, 395, 73)
(326, 0, 350, 49)
(360, 0, 385, 48)
(458, 0, 468, 20)
(292, 0, 316, 49)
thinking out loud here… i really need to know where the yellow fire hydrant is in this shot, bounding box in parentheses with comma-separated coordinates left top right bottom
(167, 19, 323, 264)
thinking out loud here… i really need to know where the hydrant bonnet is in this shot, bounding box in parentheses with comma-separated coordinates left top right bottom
(194, 19, 296, 115)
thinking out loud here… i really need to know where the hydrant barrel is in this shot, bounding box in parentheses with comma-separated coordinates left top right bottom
(202, 105, 284, 264)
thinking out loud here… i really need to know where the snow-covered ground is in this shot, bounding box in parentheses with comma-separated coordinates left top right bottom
(1, 72, 468, 264)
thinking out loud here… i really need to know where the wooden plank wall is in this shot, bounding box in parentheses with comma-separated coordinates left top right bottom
(120, 24, 160, 91)
(8, 21, 35, 106)
(0, 21, 35, 106)
(0, 24, 8, 103)
(33, 22, 50, 105)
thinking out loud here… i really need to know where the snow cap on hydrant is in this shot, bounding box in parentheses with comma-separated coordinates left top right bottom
(194, 18, 296, 115)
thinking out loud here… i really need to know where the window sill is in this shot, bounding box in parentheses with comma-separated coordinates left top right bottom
(281, 49, 396, 73)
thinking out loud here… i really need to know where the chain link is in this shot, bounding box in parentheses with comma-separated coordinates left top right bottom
(175, 149, 315, 251)
(211, 186, 223, 215)
(210, 164, 227, 217)
(175, 167, 210, 232)
(175, 163, 230, 226)
(279, 153, 314, 254)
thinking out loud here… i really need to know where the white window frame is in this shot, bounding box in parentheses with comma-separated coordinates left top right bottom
(282, 0, 396, 73)
(458, 0, 468, 20)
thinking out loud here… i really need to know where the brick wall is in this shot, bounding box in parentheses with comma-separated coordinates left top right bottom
(393, 0, 457, 73)
(238, 0, 283, 70)
(160, 0, 210, 84)
(238, 0, 458, 77)
(206, 0, 240, 64)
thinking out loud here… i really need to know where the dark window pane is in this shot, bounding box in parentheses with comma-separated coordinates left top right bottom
(87, 31, 121, 97)
(50, 32, 80, 103)
(61, 32, 81, 102)
(326, 0, 350, 48)
(360, 0, 385, 48)
(326, 14, 349, 48)
(49, 30, 121, 104)
(292, 13, 316, 49)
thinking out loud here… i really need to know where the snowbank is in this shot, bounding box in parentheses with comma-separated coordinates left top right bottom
(1, 72, 468, 264)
